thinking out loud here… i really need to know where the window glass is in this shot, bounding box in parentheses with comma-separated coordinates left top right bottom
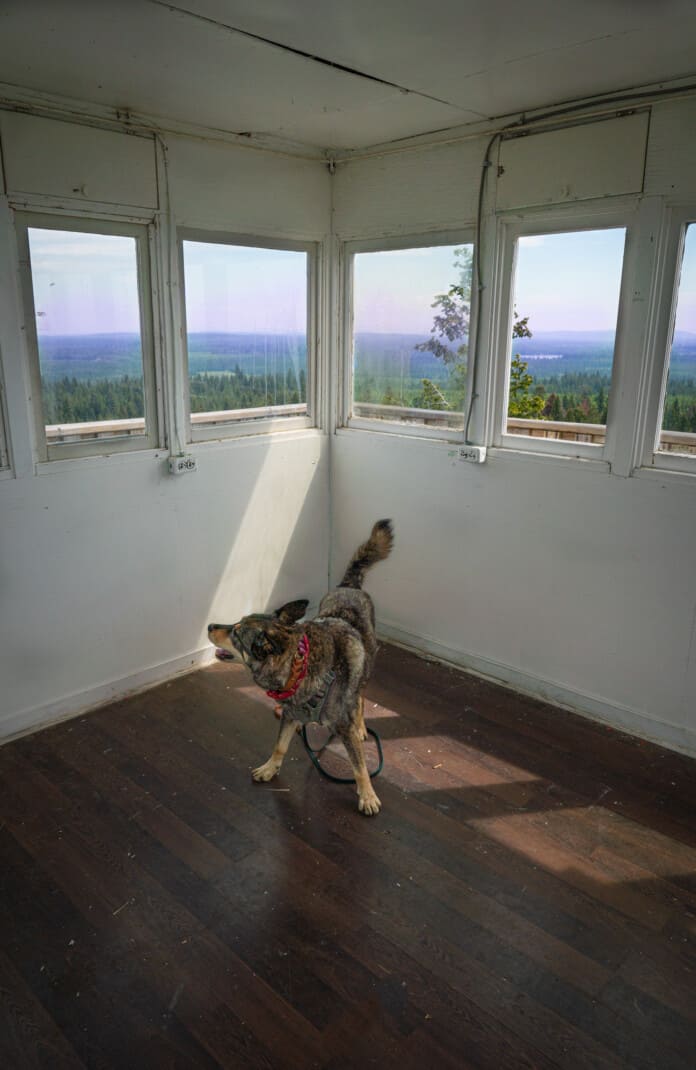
(659, 223, 696, 456)
(182, 241, 307, 426)
(506, 228, 626, 446)
(27, 227, 146, 443)
(352, 244, 473, 430)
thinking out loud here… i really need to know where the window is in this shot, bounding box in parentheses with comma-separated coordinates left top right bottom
(180, 236, 312, 440)
(16, 214, 158, 460)
(500, 225, 627, 456)
(658, 222, 696, 459)
(347, 237, 474, 435)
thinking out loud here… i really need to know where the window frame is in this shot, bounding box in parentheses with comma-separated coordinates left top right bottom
(14, 210, 161, 462)
(0, 357, 10, 472)
(340, 229, 477, 441)
(491, 204, 633, 462)
(178, 229, 317, 442)
(638, 205, 696, 474)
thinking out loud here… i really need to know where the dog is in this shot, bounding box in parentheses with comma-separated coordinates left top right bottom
(208, 519, 394, 815)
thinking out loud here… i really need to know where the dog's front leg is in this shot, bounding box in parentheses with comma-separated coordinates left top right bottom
(340, 723, 381, 816)
(252, 715, 300, 782)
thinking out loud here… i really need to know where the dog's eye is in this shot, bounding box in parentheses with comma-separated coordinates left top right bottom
(251, 636, 268, 659)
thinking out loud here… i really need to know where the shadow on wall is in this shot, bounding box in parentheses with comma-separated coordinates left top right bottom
(200, 435, 328, 645)
(0, 432, 328, 733)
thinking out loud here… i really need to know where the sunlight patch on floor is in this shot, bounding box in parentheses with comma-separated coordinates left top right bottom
(381, 732, 542, 787)
(362, 703, 402, 720)
(465, 809, 696, 914)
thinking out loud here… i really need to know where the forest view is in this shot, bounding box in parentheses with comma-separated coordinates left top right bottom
(352, 233, 696, 436)
(37, 332, 307, 424)
(37, 323, 696, 433)
(36, 323, 693, 432)
(32, 230, 695, 437)
(352, 326, 696, 432)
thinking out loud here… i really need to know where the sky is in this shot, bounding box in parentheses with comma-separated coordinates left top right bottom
(182, 241, 307, 333)
(514, 228, 627, 333)
(354, 229, 633, 337)
(354, 244, 467, 335)
(27, 223, 695, 338)
(29, 228, 142, 336)
(28, 231, 308, 336)
(674, 223, 696, 335)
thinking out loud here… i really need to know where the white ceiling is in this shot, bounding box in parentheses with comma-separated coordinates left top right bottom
(1, 0, 695, 151)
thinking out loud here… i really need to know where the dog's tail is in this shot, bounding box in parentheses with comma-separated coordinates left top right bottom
(339, 519, 394, 590)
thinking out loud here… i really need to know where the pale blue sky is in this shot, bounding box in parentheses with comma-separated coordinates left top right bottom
(674, 223, 696, 335)
(354, 244, 466, 334)
(515, 229, 626, 332)
(29, 228, 142, 336)
(28, 224, 695, 337)
(354, 230, 635, 336)
(182, 241, 307, 333)
(29, 231, 308, 335)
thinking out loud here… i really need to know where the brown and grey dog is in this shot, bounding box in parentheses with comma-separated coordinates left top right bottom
(208, 519, 394, 816)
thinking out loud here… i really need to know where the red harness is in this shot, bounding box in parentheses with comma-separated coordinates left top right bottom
(266, 634, 310, 702)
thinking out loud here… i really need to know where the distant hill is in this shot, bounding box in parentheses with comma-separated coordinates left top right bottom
(355, 329, 696, 382)
(37, 331, 307, 381)
(34, 328, 696, 385)
(37, 333, 144, 380)
(354, 332, 452, 382)
(513, 329, 696, 380)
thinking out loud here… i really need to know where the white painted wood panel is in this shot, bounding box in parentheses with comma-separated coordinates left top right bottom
(333, 137, 485, 239)
(496, 113, 649, 210)
(331, 102, 696, 757)
(166, 134, 331, 238)
(0, 111, 158, 208)
(0, 433, 329, 735)
(0, 111, 332, 737)
(644, 98, 696, 197)
(332, 432, 696, 756)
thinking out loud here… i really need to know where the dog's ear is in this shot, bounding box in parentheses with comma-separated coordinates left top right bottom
(273, 599, 309, 625)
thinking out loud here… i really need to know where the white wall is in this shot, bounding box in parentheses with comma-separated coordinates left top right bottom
(2, 95, 696, 760)
(0, 114, 331, 739)
(331, 98, 696, 757)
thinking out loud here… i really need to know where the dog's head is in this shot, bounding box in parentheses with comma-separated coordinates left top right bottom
(208, 599, 309, 689)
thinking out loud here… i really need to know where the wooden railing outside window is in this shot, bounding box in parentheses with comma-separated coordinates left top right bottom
(352, 404, 696, 455)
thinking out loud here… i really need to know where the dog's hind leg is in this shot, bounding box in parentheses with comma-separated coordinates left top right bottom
(339, 722, 381, 816)
(252, 716, 300, 782)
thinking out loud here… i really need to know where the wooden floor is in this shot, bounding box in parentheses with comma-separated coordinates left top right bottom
(1, 644, 695, 1069)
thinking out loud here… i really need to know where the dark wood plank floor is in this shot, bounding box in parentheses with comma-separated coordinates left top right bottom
(1, 643, 695, 1069)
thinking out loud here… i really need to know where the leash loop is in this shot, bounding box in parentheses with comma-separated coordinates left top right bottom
(300, 725, 383, 784)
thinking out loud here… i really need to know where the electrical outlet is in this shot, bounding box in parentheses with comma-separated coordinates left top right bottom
(168, 454, 198, 475)
(458, 445, 487, 464)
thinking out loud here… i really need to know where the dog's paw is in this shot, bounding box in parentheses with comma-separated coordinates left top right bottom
(252, 760, 280, 782)
(358, 788, 381, 816)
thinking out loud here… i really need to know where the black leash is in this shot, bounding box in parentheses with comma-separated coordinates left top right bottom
(283, 670, 384, 784)
(301, 725, 384, 784)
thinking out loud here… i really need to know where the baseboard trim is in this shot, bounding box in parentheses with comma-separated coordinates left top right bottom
(0, 646, 216, 746)
(377, 620, 696, 759)
(5, 625, 693, 761)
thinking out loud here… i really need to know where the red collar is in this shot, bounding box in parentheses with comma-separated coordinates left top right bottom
(266, 633, 310, 702)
